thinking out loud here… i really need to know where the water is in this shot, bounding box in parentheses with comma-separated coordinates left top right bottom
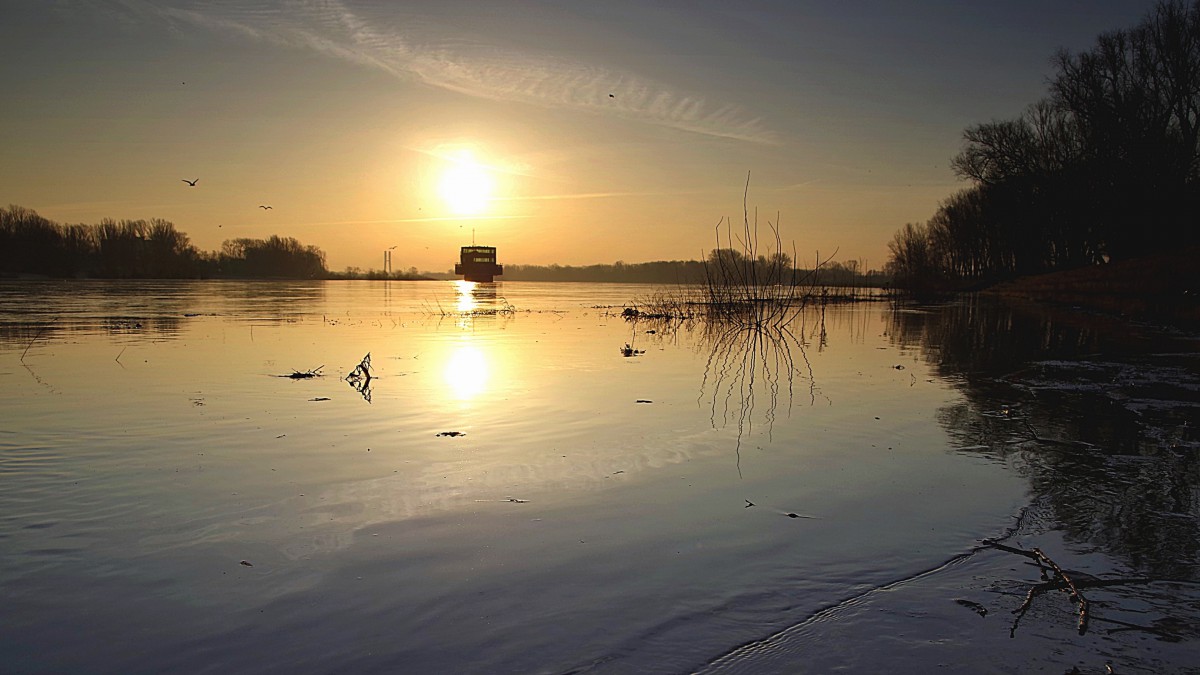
(0, 280, 1197, 674)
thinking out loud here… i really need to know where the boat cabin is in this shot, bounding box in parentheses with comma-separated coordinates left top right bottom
(455, 245, 503, 282)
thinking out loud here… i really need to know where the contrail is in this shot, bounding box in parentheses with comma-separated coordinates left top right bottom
(118, 1, 778, 144)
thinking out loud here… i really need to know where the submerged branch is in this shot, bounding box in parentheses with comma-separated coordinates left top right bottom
(984, 540, 1153, 638)
(20, 319, 57, 363)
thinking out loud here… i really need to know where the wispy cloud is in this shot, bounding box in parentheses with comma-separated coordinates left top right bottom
(282, 214, 531, 228)
(495, 189, 708, 202)
(119, 0, 777, 144)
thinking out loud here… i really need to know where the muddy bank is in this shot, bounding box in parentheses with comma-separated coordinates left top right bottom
(984, 247, 1200, 328)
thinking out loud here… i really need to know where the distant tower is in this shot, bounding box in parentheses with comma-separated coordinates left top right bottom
(384, 246, 396, 275)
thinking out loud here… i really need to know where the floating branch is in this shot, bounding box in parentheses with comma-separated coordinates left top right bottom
(347, 353, 372, 381)
(1032, 547, 1091, 635)
(984, 540, 1151, 637)
(20, 319, 57, 363)
(281, 365, 323, 379)
(345, 353, 372, 403)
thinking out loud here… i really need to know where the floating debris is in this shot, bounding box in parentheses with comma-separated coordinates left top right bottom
(955, 598, 988, 617)
(984, 540, 1153, 637)
(239, 560, 253, 567)
(345, 353, 372, 403)
(309, 397, 331, 401)
(636, 399, 653, 404)
(436, 431, 465, 437)
(282, 365, 323, 379)
(620, 343, 645, 357)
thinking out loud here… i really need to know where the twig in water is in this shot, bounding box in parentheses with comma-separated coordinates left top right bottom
(20, 319, 56, 363)
(983, 541, 1146, 637)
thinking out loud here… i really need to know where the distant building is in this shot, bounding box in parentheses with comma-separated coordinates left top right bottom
(455, 245, 503, 283)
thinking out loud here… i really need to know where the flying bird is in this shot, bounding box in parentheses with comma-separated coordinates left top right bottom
(182, 178, 198, 186)
(609, 93, 615, 98)
(258, 205, 272, 209)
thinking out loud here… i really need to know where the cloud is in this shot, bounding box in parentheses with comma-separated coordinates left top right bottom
(283, 214, 531, 228)
(127, 0, 777, 144)
(494, 189, 708, 202)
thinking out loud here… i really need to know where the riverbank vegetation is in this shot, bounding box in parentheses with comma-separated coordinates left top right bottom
(986, 245, 1200, 326)
(0, 205, 328, 280)
(887, 0, 1200, 304)
(500, 257, 885, 286)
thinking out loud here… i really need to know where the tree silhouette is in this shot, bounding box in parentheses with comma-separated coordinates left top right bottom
(891, 0, 1200, 288)
(0, 205, 327, 280)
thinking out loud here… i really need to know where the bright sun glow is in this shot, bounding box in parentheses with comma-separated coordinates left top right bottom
(444, 343, 489, 400)
(438, 151, 493, 216)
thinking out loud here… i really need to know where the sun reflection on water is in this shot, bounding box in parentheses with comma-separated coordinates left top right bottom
(453, 280, 477, 313)
(444, 342, 490, 400)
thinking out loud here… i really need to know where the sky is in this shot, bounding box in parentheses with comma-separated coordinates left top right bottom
(0, 0, 1165, 273)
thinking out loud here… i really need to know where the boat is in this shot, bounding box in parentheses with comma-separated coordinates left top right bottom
(455, 245, 503, 283)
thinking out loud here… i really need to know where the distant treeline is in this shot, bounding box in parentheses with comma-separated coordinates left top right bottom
(888, 0, 1200, 292)
(1, 203, 889, 285)
(0, 205, 327, 279)
(503, 251, 889, 287)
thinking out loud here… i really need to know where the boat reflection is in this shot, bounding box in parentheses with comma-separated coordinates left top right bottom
(452, 280, 501, 313)
(454, 280, 478, 313)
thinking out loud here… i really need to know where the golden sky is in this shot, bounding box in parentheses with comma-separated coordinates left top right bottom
(0, 1, 1161, 273)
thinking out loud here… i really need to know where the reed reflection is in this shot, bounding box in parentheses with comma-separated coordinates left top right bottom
(889, 295, 1200, 579)
(628, 304, 816, 472)
(699, 319, 813, 445)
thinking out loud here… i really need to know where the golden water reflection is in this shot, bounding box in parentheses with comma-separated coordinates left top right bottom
(453, 280, 477, 313)
(443, 342, 490, 400)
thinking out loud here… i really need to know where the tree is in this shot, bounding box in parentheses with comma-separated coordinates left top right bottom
(1051, 0, 1200, 257)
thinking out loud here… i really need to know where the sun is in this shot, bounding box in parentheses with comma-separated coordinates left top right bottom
(437, 151, 493, 216)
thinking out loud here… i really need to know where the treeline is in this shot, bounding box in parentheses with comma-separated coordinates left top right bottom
(888, 0, 1200, 291)
(0, 205, 327, 279)
(504, 250, 888, 287)
(504, 259, 708, 283)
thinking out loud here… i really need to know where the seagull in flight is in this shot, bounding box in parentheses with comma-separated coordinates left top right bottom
(258, 205, 272, 209)
(182, 178, 198, 186)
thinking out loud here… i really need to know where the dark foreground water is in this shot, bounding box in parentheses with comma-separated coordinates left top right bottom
(1, 280, 1197, 674)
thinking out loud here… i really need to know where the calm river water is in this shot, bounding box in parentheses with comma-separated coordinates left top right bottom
(1, 280, 1197, 674)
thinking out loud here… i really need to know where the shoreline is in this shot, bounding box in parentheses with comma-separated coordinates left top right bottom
(983, 246, 1200, 329)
